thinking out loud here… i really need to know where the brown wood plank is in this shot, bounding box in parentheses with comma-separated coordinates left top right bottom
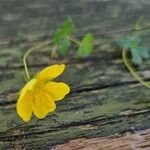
(54, 129, 150, 150)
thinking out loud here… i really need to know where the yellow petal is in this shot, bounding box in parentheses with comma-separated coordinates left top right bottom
(43, 82, 70, 101)
(36, 64, 65, 82)
(32, 91, 56, 119)
(16, 79, 37, 122)
(19, 79, 37, 99)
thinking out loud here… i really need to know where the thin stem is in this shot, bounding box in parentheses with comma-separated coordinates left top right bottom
(67, 36, 80, 45)
(23, 40, 52, 80)
(122, 47, 150, 88)
(51, 45, 58, 58)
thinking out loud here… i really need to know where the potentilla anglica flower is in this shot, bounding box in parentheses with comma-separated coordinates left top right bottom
(17, 64, 70, 122)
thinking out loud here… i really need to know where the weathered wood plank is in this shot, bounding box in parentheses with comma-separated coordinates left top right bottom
(0, 84, 150, 149)
(0, 48, 149, 97)
(54, 129, 150, 150)
(0, 0, 150, 150)
(0, 0, 149, 43)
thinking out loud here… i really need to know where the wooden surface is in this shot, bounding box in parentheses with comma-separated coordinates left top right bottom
(0, 0, 150, 150)
(54, 129, 150, 150)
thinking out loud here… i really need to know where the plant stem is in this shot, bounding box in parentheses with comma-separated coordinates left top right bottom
(23, 40, 52, 80)
(51, 45, 58, 58)
(67, 36, 80, 45)
(122, 47, 150, 88)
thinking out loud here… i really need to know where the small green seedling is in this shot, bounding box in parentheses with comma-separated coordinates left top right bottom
(117, 35, 149, 65)
(23, 17, 94, 80)
(53, 17, 94, 57)
(117, 32, 150, 88)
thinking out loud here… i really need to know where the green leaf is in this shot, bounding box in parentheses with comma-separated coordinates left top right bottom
(117, 35, 140, 49)
(53, 17, 74, 55)
(136, 47, 149, 59)
(62, 17, 74, 36)
(77, 33, 93, 57)
(53, 17, 74, 44)
(131, 47, 149, 65)
(117, 38, 131, 48)
(58, 38, 71, 55)
(131, 48, 143, 65)
(117, 34, 149, 65)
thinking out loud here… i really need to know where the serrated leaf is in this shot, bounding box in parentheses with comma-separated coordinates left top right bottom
(131, 47, 149, 65)
(117, 34, 149, 65)
(77, 33, 93, 57)
(62, 17, 74, 36)
(136, 47, 149, 59)
(53, 17, 74, 55)
(117, 35, 140, 49)
(131, 48, 143, 65)
(117, 38, 131, 48)
(58, 38, 71, 55)
(53, 17, 74, 44)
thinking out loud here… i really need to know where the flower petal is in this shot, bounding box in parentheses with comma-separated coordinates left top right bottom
(16, 79, 37, 122)
(37, 64, 65, 82)
(32, 92, 56, 119)
(44, 82, 70, 101)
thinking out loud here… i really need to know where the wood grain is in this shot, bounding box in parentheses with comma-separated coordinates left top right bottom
(54, 129, 150, 150)
(0, 0, 150, 149)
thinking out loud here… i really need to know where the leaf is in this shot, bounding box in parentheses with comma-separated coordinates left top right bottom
(77, 33, 93, 57)
(53, 17, 74, 55)
(58, 38, 71, 55)
(136, 47, 149, 59)
(117, 34, 149, 65)
(131, 48, 143, 65)
(117, 38, 131, 48)
(53, 17, 74, 44)
(117, 35, 140, 49)
(62, 17, 74, 36)
(129, 35, 140, 49)
(131, 47, 149, 65)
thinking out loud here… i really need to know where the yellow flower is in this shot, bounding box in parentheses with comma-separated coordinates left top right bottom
(16, 64, 70, 122)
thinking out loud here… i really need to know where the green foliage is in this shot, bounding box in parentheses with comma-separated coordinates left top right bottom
(52, 17, 94, 57)
(53, 17, 74, 55)
(77, 33, 93, 57)
(58, 37, 71, 55)
(116, 17, 150, 88)
(117, 35, 149, 65)
(117, 35, 140, 49)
